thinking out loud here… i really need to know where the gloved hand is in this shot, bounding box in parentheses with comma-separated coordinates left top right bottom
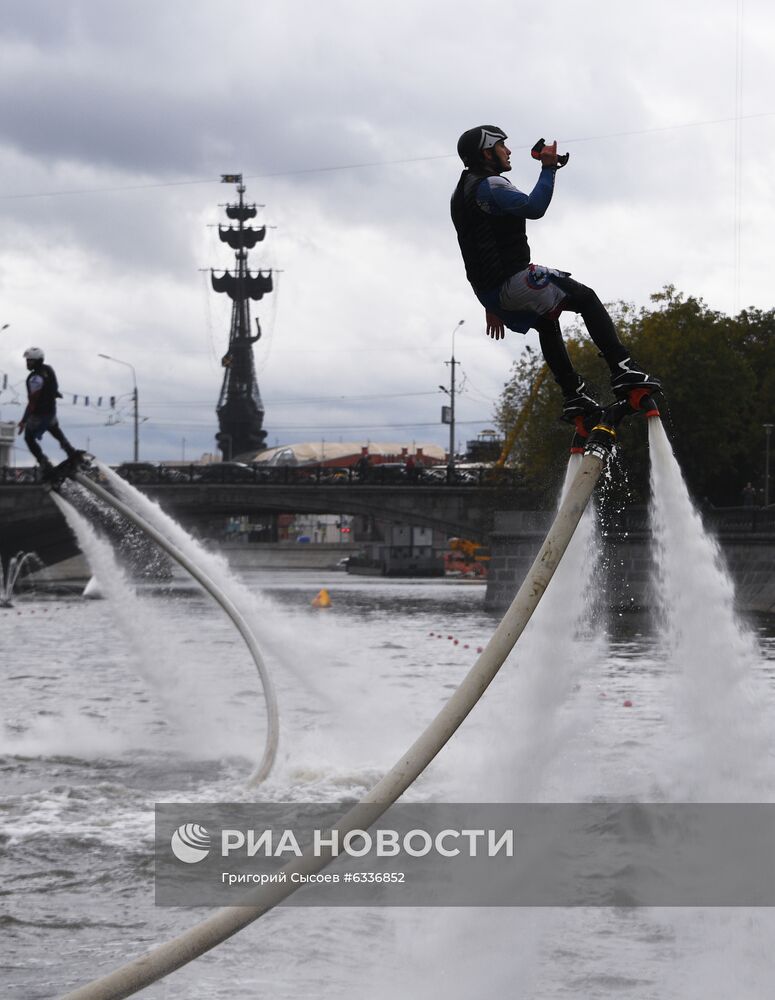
(531, 138, 570, 168)
(539, 139, 558, 167)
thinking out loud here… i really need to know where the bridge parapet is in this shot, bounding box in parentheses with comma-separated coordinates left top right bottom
(0, 462, 523, 489)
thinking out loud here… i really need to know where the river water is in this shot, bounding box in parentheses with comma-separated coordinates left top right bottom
(3, 445, 775, 998)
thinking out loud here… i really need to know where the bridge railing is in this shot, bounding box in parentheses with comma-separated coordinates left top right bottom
(0, 466, 42, 485)
(0, 462, 527, 488)
(144, 462, 520, 487)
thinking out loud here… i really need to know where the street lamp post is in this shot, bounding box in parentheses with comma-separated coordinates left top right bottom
(99, 354, 139, 462)
(765, 423, 774, 507)
(440, 320, 464, 475)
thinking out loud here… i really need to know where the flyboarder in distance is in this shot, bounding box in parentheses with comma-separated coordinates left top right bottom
(17, 347, 83, 476)
(450, 126, 661, 421)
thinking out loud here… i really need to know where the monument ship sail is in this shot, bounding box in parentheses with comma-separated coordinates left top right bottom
(211, 174, 273, 460)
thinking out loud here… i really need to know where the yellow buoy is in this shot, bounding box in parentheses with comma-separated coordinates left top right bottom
(311, 588, 331, 608)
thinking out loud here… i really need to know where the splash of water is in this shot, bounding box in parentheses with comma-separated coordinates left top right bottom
(45, 490, 286, 776)
(50, 493, 199, 726)
(94, 462, 339, 675)
(92, 463, 410, 784)
(647, 418, 772, 799)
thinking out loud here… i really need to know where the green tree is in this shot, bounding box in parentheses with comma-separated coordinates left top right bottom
(494, 288, 773, 506)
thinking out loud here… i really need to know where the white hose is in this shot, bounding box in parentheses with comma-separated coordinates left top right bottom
(61, 451, 606, 1000)
(71, 472, 279, 786)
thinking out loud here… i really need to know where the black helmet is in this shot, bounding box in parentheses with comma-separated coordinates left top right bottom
(457, 125, 507, 166)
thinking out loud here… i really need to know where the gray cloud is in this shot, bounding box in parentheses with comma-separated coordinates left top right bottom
(0, 0, 772, 465)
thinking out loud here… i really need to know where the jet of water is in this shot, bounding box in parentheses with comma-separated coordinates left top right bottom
(648, 417, 772, 799)
(0, 551, 45, 607)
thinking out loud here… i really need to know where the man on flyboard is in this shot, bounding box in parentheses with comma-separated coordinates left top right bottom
(18, 347, 83, 477)
(450, 125, 660, 421)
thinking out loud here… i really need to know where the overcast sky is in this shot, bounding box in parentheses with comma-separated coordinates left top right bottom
(0, 0, 772, 465)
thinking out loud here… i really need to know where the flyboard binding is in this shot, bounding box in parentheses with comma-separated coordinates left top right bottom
(41, 451, 91, 491)
(569, 387, 662, 455)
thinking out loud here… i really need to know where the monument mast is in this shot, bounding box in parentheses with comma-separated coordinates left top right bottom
(211, 174, 273, 459)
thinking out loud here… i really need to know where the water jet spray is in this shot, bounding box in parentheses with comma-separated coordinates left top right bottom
(47, 460, 279, 786)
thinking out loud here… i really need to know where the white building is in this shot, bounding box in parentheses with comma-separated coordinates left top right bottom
(0, 422, 15, 466)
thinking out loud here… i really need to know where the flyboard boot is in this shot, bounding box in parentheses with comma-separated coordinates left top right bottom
(566, 364, 663, 455)
(65, 448, 88, 468)
(43, 450, 91, 490)
(38, 456, 56, 483)
(609, 358, 663, 425)
(559, 374, 605, 454)
(609, 357, 661, 399)
(560, 373, 603, 424)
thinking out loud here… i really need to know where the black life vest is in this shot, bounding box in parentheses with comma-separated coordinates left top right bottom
(26, 364, 60, 415)
(450, 170, 531, 293)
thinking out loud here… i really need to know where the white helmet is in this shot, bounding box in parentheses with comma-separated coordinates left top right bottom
(23, 347, 45, 361)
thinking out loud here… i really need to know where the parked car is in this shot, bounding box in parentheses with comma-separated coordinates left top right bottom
(193, 462, 257, 483)
(115, 462, 163, 484)
(115, 462, 192, 484)
(369, 462, 407, 483)
(1, 466, 39, 484)
(155, 464, 192, 482)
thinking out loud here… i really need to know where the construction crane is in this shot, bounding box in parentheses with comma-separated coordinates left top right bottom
(494, 363, 549, 469)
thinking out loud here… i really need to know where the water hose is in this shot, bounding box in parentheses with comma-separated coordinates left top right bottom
(61, 445, 610, 1000)
(70, 471, 279, 787)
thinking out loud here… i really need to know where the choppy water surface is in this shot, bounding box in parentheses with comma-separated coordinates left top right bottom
(3, 449, 775, 999)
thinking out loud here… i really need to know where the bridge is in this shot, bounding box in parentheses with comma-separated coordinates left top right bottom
(0, 464, 534, 567)
(4, 462, 773, 574)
